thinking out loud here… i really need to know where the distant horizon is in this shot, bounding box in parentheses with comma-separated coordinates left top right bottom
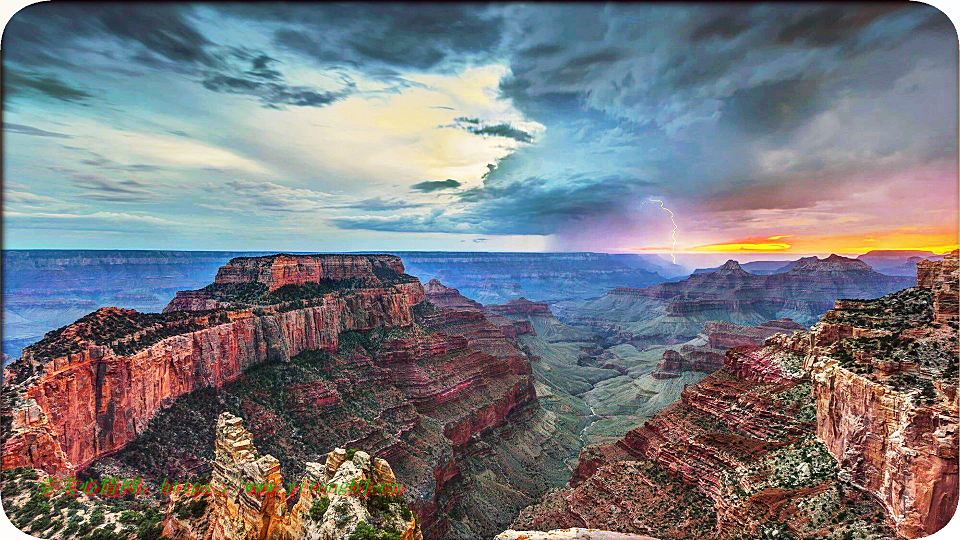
(3, 246, 953, 273)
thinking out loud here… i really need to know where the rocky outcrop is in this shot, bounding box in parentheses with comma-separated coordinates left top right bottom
(797, 249, 959, 537)
(4, 255, 543, 540)
(164, 254, 425, 312)
(651, 319, 804, 379)
(486, 298, 551, 316)
(917, 249, 959, 323)
(579, 255, 913, 345)
(164, 412, 421, 540)
(2, 255, 429, 476)
(214, 254, 408, 292)
(422, 279, 483, 311)
(422, 278, 537, 339)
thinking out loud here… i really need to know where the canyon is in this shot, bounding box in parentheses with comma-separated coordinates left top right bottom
(510, 252, 958, 539)
(2, 250, 954, 540)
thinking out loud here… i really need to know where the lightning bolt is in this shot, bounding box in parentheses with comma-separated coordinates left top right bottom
(641, 198, 679, 264)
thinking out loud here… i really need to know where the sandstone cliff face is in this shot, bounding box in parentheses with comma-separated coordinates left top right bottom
(3, 256, 427, 477)
(4, 255, 545, 540)
(514, 347, 894, 539)
(796, 249, 959, 538)
(422, 279, 536, 339)
(422, 279, 482, 311)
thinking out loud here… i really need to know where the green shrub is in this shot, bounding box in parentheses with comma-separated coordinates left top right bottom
(89, 509, 106, 526)
(348, 521, 403, 540)
(310, 497, 330, 521)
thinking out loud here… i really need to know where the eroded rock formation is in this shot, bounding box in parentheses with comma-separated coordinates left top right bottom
(495, 529, 658, 540)
(0, 254, 551, 540)
(160, 412, 421, 540)
(580, 255, 914, 345)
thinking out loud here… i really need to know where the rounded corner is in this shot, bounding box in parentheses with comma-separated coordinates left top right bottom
(1, 1, 55, 53)
(911, 0, 960, 48)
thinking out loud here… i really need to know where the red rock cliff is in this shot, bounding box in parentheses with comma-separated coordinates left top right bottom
(799, 249, 959, 537)
(4, 285, 415, 476)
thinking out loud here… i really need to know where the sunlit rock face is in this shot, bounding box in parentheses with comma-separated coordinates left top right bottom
(801, 249, 959, 538)
(512, 255, 957, 539)
(2, 285, 416, 475)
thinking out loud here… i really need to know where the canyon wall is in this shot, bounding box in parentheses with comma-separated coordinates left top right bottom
(801, 249, 959, 537)
(3, 285, 417, 476)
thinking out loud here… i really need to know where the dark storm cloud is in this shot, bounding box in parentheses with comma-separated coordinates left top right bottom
(5, 124, 72, 138)
(3, 69, 93, 102)
(773, 5, 907, 47)
(689, 13, 752, 41)
(201, 74, 353, 108)
(3, 4, 215, 68)
(4, 4, 350, 110)
(466, 124, 535, 143)
(720, 77, 825, 136)
(336, 169, 653, 236)
(218, 3, 505, 72)
(411, 179, 462, 192)
(449, 117, 535, 143)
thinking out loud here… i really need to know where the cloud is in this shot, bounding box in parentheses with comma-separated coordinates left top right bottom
(3, 69, 93, 102)
(5, 123, 73, 138)
(449, 117, 536, 143)
(5, 210, 182, 232)
(69, 174, 157, 202)
(465, 123, 535, 143)
(77, 151, 163, 172)
(228, 4, 507, 72)
(4, 4, 216, 69)
(210, 180, 334, 213)
(201, 74, 353, 108)
(343, 197, 425, 211)
(411, 179, 462, 192)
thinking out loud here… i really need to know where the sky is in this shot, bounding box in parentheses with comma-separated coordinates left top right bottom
(3, 2, 958, 259)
